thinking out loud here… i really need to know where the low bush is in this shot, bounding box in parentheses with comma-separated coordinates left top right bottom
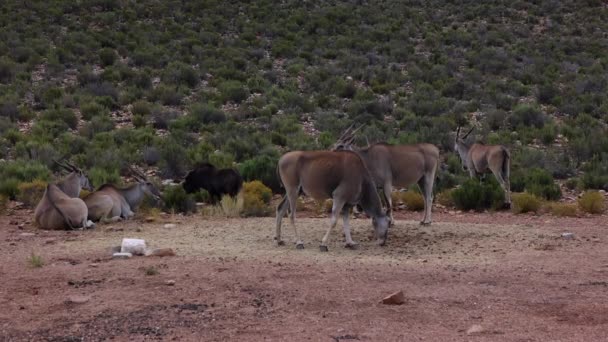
(546, 202, 578, 217)
(511, 168, 561, 200)
(239, 154, 281, 192)
(99, 48, 117, 66)
(0, 178, 19, 200)
(163, 185, 196, 214)
(436, 189, 455, 208)
(242, 181, 272, 217)
(0, 194, 7, 213)
(17, 180, 47, 207)
(88, 167, 120, 188)
(391, 191, 425, 211)
(452, 179, 505, 211)
(578, 191, 606, 214)
(192, 189, 211, 203)
(39, 108, 78, 130)
(511, 193, 542, 214)
(80, 101, 108, 120)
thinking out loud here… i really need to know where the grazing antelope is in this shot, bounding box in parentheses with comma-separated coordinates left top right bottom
(454, 127, 511, 207)
(182, 163, 243, 203)
(276, 150, 390, 252)
(83, 167, 162, 223)
(35, 184, 91, 230)
(332, 125, 440, 225)
(54, 159, 94, 197)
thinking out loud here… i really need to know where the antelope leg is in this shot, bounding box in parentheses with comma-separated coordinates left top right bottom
(382, 183, 394, 226)
(321, 199, 345, 251)
(286, 188, 304, 248)
(275, 195, 289, 246)
(342, 206, 358, 249)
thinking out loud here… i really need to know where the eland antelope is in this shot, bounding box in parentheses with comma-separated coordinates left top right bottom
(35, 184, 91, 230)
(454, 126, 511, 207)
(54, 159, 94, 197)
(332, 125, 440, 225)
(83, 166, 161, 223)
(276, 150, 390, 252)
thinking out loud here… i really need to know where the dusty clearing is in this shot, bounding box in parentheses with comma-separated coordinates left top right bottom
(1, 209, 607, 341)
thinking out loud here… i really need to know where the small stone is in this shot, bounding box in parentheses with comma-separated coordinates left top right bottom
(165, 280, 176, 286)
(561, 232, 575, 240)
(89, 263, 100, 268)
(121, 238, 147, 255)
(381, 291, 405, 305)
(44, 238, 56, 244)
(466, 324, 484, 335)
(146, 248, 176, 257)
(163, 223, 176, 229)
(18, 224, 25, 230)
(112, 252, 133, 259)
(67, 295, 91, 304)
(144, 216, 156, 223)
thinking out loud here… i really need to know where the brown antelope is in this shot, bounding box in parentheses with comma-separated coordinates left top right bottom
(35, 184, 91, 230)
(83, 166, 161, 223)
(454, 126, 511, 207)
(332, 125, 440, 225)
(276, 150, 390, 252)
(54, 159, 94, 197)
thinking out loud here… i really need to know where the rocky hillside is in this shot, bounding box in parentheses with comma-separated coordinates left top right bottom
(0, 0, 607, 199)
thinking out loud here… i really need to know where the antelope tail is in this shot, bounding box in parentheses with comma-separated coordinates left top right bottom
(46, 185, 76, 229)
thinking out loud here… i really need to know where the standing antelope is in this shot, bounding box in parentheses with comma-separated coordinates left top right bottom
(83, 166, 161, 223)
(332, 125, 440, 225)
(276, 150, 390, 252)
(454, 127, 511, 207)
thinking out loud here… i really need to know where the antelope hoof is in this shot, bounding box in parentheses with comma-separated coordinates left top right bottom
(419, 221, 431, 226)
(296, 243, 305, 250)
(503, 202, 512, 209)
(275, 240, 285, 246)
(345, 243, 359, 250)
(319, 245, 329, 252)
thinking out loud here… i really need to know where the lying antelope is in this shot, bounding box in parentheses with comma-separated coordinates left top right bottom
(454, 127, 511, 207)
(332, 125, 440, 225)
(35, 184, 91, 230)
(276, 150, 390, 252)
(83, 167, 161, 223)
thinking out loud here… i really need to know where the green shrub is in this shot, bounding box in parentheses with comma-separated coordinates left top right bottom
(452, 179, 505, 211)
(163, 185, 196, 214)
(99, 48, 117, 66)
(88, 167, 120, 188)
(511, 193, 542, 214)
(0, 160, 50, 183)
(436, 189, 455, 208)
(239, 154, 280, 192)
(80, 101, 108, 120)
(0, 178, 19, 200)
(192, 189, 211, 203)
(189, 104, 226, 125)
(242, 181, 272, 217)
(511, 168, 561, 200)
(578, 191, 606, 214)
(509, 104, 546, 129)
(17, 180, 47, 207)
(39, 108, 78, 130)
(0, 194, 7, 213)
(218, 80, 249, 103)
(131, 100, 152, 116)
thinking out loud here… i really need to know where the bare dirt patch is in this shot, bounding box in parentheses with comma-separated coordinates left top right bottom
(1, 209, 607, 341)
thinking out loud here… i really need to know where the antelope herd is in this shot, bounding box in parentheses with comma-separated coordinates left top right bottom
(31, 125, 511, 253)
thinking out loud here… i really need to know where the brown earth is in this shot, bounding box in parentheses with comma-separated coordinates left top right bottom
(1, 208, 607, 341)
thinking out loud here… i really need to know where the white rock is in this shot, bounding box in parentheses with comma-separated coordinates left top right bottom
(561, 232, 575, 240)
(121, 238, 147, 255)
(112, 252, 133, 259)
(163, 224, 177, 229)
(466, 324, 484, 335)
(165, 280, 176, 286)
(67, 295, 91, 304)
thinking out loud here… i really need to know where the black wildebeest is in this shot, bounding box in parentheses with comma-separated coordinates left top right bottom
(182, 163, 243, 203)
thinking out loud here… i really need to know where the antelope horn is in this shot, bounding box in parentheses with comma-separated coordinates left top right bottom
(462, 126, 474, 139)
(365, 135, 370, 148)
(337, 123, 355, 143)
(63, 160, 81, 172)
(53, 159, 73, 172)
(456, 126, 461, 138)
(129, 166, 147, 181)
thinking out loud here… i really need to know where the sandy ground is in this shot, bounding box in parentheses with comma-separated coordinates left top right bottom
(1, 208, 607, 341)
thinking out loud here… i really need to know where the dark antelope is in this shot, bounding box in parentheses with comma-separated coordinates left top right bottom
(454, 126, 511, 206)
(276, 150, 390, 252)
(83, 166, 161, 223)
(332, 125, 440, 225)
(182, 162, 243, 203)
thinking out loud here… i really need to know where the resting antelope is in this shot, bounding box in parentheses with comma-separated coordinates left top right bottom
(83, 167, 161, 223)
(276, 150, 390, 252)
(35, 185, 92, 230)
(332, 125, 440, 225)
(454, 127, 511, 207)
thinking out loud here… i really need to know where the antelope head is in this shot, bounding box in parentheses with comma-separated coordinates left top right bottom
(454, 126, 474, 171)
(129, 166, 162, 202)
(54, 159, 94, 191)
(331, 124, 364, 151)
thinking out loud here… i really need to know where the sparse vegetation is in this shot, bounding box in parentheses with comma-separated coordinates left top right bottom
(242, 181, 272, 217)
(16, 180, 47, 208)
(511, 193, 542, 214)
(144, 266, 159, 276)
(27, 252, 44, 268)
(452, 179, 505, 211)
(392, 191, 425, 211)
(546, 202, 578, 217)
(578, 191, 606, 215)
